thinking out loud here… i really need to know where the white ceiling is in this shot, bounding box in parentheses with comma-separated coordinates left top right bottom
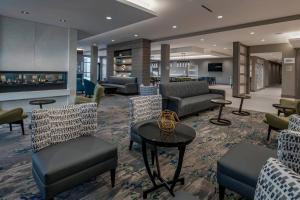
(251, 52, 283, 63)
(0, 0, 155, 35)
(78, 0, 300, 46)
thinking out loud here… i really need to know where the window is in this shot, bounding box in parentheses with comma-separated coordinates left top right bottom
(83, 56, 91, 80)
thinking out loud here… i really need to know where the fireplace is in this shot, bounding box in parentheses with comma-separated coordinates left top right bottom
(0, 71, 67, 93)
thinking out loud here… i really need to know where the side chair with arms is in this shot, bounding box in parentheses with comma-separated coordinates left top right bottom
(83, 79, 96, 97)
(264, 99, 300, 141)
(0, 107, 27, 135)
(75, 84, 105, 107)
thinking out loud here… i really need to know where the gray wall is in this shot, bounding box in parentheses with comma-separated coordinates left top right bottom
(0, 16, 77, 110)
(191, 58, 233, 84)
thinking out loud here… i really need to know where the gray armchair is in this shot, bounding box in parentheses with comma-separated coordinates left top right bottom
(31, 103, 118, 200)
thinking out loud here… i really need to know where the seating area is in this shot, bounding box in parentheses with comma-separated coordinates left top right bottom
(1, 1, 300, 200)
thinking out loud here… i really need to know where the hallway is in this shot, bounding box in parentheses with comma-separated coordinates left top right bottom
(210, 85, 282, 113)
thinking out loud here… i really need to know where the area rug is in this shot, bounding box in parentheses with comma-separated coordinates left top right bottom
(0, 95, 277, 200)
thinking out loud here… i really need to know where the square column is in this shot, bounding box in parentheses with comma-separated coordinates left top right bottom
(160, 44, 170, 84)
(90, 45, 98, 83)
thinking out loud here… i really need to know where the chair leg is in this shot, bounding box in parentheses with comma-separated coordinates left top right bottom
(129, 140, 133, 150)
(110, 168, 116, 187)
(219, 184, 225, 200)
(21, 120, 25, 135)
(9, 123, 12, 131)
(267, 126, 272, 141)
(151, 150, 155, 165)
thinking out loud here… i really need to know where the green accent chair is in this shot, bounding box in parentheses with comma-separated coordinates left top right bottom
(264, 99, 300, 141)
(0, 107, 28, 135)
(75, 84, 105, 107)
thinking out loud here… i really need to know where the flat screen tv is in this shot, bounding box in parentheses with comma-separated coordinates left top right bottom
(208, 63, 223, 72)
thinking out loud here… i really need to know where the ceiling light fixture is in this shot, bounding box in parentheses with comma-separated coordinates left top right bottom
(200, 38, 205, 41)
(59, 19, 66, 23)
(224, 47, 227, 50)
(261, 39, 265, 42)
(172, 25, 177, 29)
(213, 44, 217, 47)
(21, 10, 30, 14)
(134, 34, 139, 37)
(250, 32, 255, 35)
(112, 39, 115, 42)
(106, 16, 112, 20)
(217, 15, 223, 19)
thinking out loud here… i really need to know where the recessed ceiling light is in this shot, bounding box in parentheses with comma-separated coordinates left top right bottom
(261, 39, 265, 42)
(200, 38, 205, 41)
(21, 10, 30, 14)
(250, 32, 255, 35)
(59, 19, 66, 23)
(213, 44, 217, 47)
(172, 25, 177, 29)
(111, 39, 115, 42)
(224, 47, 227, 50)
(217, 15, 223, 19)
(106, 16, 112, 20)
(134, 34, 138, 37)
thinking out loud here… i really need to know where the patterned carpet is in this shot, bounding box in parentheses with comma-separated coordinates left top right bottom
(0, 95, 277, 200)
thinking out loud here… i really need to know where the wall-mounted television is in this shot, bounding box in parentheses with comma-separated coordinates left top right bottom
(208, 63, 223, 72)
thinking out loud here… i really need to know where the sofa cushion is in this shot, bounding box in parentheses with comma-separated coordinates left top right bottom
(49, 105, 82, 144)
(107, 76, 137, 85)
(218, 143, 276, 188)
(254, 158, 300, 200)
(32, 136, 117, 185)
(31, 109, 51, 152)
(181, 94, 223, 107)
(160, 81, 209, 98)
(102, 83, 126, 89)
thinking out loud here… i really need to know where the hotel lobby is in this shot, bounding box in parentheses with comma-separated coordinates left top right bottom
(1, 0, 300, 200)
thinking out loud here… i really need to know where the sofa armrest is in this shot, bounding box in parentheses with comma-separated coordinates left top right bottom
(164, 96, 182, 113)
(209, 89, 225, 97)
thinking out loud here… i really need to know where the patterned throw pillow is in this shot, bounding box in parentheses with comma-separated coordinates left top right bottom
(254, 158, 300, 200)
(31, 109, 51, 152)
(289, 114, 300, 132)
(48, 105, 82, 144)
(80, 103, 97, 136)
(278, 129, 300, 174)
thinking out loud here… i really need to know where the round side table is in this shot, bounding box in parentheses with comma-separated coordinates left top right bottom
(137, 120, 196, 199)
(232, 95, 251, 116)
(272, 104, 296, 117)
(210, 99, 232, 126)
(29, 99, 56, 109)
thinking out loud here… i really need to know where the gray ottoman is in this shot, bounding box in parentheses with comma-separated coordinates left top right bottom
(32, 136, 118, 200)
(217, 143, 276, 200)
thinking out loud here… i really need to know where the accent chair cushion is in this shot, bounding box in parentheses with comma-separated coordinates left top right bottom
(32, 136, 117, 185)
(278, 129, 300, 174)
(217, 143, 276, 188)
(49, 105, 82, 144)
(31, 110, 51, 152)
(254, 158, 300, 200)
(289, 114, 300, 132)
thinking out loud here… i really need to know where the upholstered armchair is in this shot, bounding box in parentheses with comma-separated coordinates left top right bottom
(139, 85, 158, 96)
(75, 84, 105, 107)
(76, 78, 85, 94)
(0, 107, 27, 135)
(217, 114, 300, 200)
(264, 100, 300, 141)
(128, 95, 162, 150)
(83, 79, 96, 97)
(31, 103, 118, 200)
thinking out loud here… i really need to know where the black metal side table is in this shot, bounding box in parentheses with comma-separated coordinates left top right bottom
(209, 99, 232, 126)
(29, 99, 56, 109)
(232, 95, 251, 116)
(137, 121, 196, 199)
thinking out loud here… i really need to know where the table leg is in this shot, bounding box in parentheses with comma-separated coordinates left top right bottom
(170, 145, 186, 192)
(39, 104, 43, 109)
(210, 104, 231, 126)
(238, 98, 244, 113)
(217, 105, 223, 122)
(232, 98, 250, 116)
(142, 140, 156, 187)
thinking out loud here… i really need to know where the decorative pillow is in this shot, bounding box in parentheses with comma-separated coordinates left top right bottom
(278, 129, 300, 174)
(289, 114, 300, 132)
(31, 109, 51, 152)
(48, 105, 82, 144)
(79, 103, 97, 136)
(254, 158, 300, 200)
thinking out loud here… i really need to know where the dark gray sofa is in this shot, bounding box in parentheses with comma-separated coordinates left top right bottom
(32, 136, 118, 200)
(102, 76, 138, 94)
(159, 81, 225, 117)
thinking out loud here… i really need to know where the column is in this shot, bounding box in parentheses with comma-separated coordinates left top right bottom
(90, 45, 98, 83)
(295, 48, 300, 99)
(160, 44, 170, 84)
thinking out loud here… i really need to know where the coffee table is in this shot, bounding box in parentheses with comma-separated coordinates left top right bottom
(210, 99, 232, 126)
(102, 85, 118, 95)
(137, 120, 196, 199)
(272, 103, 296, 116)
(29, 99, 56, 109)
(232, 95, 251, 116)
